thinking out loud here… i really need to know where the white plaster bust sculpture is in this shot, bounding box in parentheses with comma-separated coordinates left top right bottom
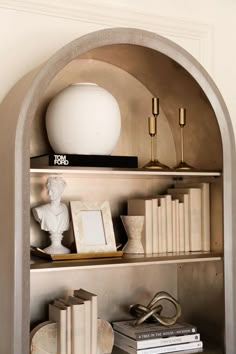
(32, 176, 70, 254)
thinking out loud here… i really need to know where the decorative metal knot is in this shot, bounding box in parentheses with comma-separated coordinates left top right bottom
(129, 291, 181, 326)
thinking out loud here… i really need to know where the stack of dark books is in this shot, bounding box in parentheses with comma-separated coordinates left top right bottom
(112, 320, 203, 354)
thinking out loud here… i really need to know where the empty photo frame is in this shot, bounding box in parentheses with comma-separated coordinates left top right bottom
(70, 200, 116, 253)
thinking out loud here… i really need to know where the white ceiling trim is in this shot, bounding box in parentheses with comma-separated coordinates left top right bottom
(0, 0, 213, 72)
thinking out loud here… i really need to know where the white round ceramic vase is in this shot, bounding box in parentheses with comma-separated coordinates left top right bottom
(45, 83, 121, 155)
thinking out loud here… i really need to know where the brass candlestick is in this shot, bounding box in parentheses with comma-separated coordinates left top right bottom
(174, 107, 194, 170)
(143, 97, 170, 170)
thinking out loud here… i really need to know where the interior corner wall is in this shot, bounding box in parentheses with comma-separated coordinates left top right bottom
(0, 1, 236, 133)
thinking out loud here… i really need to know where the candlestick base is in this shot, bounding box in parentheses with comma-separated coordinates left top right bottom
(143, 159, 170, 170)
(174, 161, 194, 171)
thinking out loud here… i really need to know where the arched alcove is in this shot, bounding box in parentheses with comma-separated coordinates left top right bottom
(0, 28, 235, 354)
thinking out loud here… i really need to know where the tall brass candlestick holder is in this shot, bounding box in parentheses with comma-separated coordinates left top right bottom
(174, 107, 194, 170)
(143, 97, 170, 170)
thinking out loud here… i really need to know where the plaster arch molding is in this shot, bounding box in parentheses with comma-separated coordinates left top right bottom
(0, 28, 235, 354)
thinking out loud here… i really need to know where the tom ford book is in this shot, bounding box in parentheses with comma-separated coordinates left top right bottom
(31, 154, 138, 168)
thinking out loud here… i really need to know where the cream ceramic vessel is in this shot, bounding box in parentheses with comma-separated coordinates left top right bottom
(46, 83, 121, 155)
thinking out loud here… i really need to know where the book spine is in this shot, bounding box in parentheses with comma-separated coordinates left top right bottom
(165, 196, 173, 253)
(157, 205, 162, 253)
(145, 200, 153, 254)
(114, 330, 200, 349)
(152, 199, 159, 253)
(115, 338, 202, 354)
(171, 200, 176, 252)
(183, 195, 190, 252)
(48, 154, 138, 168)
(71, 304, 85, 354)
(138, 333, 200, 349)
(74, 289, 98, 354)
(135, 326, 197, 340)
(179, 202, 185, 252)
(189, 189, 202, 251)
(201, 183, 210, 251)
(48, 304, 67, 354)
(160, 198, 167, 253)
(138, 341, 203, 354)
(175, 200, 179, 253)
(82, 300, 91, 354)
(174, 182, 210, 252)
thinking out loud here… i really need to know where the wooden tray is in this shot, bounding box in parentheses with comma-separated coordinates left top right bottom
(30, 246, 123, 261)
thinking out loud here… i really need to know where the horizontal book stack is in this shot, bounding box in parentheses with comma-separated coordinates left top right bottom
(48, 288, 97, 354)
(128, 182, 210, 254)
(112, 320, 203, 354)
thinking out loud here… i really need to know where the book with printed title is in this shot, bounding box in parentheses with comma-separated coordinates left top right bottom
(30, 153, 138, 168)
(114, 339, 203, 354)
(114, 330, 201, 349)
(114, 347, 203, 354)
(112, 320, 197, 340)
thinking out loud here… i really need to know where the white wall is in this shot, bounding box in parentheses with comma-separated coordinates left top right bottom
(0, 0, 236, 132)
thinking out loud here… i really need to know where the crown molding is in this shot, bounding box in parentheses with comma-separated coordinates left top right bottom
(0, 0, 213, 72)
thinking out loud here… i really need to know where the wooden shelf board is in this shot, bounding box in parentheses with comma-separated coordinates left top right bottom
(30, 167, 221, 178)
(30, 251, 223, 272)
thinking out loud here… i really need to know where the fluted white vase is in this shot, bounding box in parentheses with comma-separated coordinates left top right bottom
(121, 215, 144, 254)
(46, 83, 121, 155)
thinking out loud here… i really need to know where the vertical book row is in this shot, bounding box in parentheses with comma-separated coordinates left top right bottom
(48, 288, 97, 354)
(128, 182, 210, 254)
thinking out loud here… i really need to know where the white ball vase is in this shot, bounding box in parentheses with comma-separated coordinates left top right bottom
(45, 83, 121, 155)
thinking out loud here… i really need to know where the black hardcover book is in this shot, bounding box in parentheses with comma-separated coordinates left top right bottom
(31, 154, 138, 168)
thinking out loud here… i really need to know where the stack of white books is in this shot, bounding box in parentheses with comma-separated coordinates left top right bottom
(48, 288, 97, 354)
(128, 182, 210, 254)
(112, 320, 203, 354)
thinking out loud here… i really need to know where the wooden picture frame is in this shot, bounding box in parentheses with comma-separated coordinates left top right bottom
(70, 200, 117, 253)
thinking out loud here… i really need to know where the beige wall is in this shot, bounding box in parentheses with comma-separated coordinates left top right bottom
(0, 0, 236, 132)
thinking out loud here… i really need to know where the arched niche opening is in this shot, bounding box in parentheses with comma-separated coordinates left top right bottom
(31, 44, 222, 171)
(0, 28, 235, 354)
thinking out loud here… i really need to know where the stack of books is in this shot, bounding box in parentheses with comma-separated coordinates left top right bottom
(112, 320, 203, 354)
(128, 182, 210, 254)
(48, 288, 97, 354)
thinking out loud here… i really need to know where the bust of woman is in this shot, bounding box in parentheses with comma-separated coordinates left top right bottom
(32, 176, 70, 254)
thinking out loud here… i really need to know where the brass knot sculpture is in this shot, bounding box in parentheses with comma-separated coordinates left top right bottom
(129, 291, 181, 326)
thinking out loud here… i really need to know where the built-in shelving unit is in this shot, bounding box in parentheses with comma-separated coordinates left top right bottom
(1, 28, 236, 354)
(29, 160, 224, 354)
(27, 31, 224, 354)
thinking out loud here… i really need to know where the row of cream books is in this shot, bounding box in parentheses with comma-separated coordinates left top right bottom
(112, 320, 203, 354)
(47, 288, 97, 354)
(128, 182, 210, 254)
